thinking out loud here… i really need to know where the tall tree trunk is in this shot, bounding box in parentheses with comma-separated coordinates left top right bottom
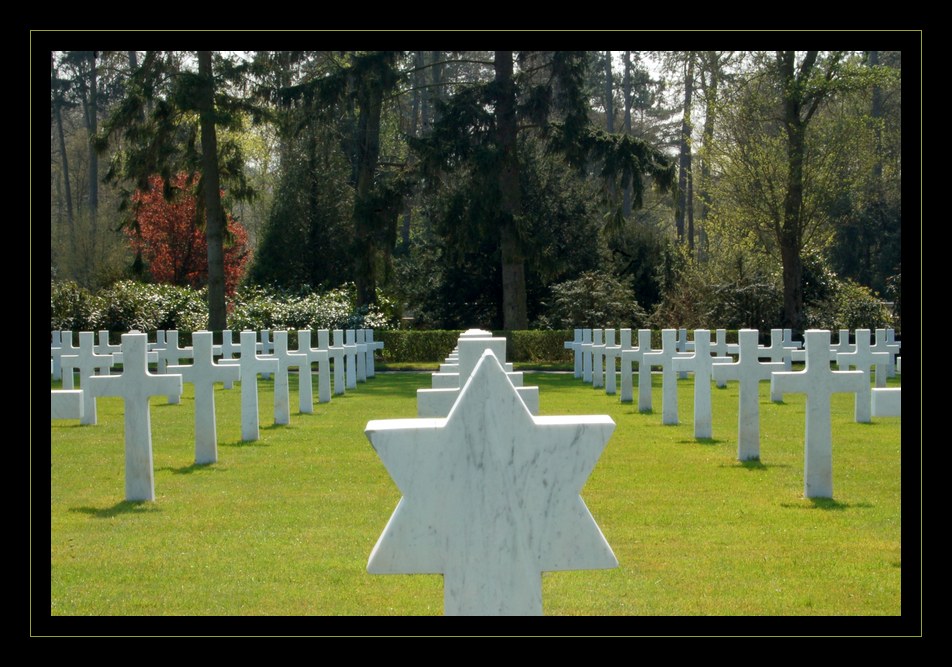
(494, 51, 528, 330)
(698, 52, 720, 261)
(197, 51, 228, 331)
(401, 51, 425, 250)
(353, 64, 385, 307)
(869, 50, 883, 184)
(675, 54, 694, 244)
(622, 51, 633, 218)
(781, 84, 807, 334)
(776, 50, 819, 335)
(87, 51, 98, 233)
(53, 101, 74, 234)
(687, 165, 695, 253)
(604, 51, 617, 204)
(604, 51, 614, 133)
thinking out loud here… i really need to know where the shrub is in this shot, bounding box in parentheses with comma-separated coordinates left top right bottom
(540, 271, 647, 329)
(378, 330, 463, 363)
(227, 284, 399, 332)
(50, 280, 103, 331)
(807, 278, 893, 331)
(97, 280, 208, 333)
(502, 330, 573, 363)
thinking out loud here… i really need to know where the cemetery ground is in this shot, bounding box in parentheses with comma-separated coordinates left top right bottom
(49, 368, 902, 621)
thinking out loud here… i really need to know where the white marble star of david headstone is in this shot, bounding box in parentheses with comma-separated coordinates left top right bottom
(366, 349, 618, 616)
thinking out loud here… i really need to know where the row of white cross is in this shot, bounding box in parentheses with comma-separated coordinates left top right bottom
(51, 328, 384, 502)
(564, 327, 901, 499)
(415, 328, 541, 417)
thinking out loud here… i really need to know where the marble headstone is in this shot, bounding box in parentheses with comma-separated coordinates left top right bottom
(168, 331, 240, 464)
(591, 329, 604, 389)
(320, 330, 346, 396)
(51, 389, 83, 420)
(221, 331, 279, 441)
(87, 332, 183, 501)
(620, 329, 654, 412)
(871, 388, 901, 417)
(296, 330, 332, 406)
(564, 329, 583, 379)
(712, 329, 785, 461)
(771, 330, 865, 499)
(672, 329, 732, 440)
(269, 330, 308, 425)
(643, 329, 686, 426)
(60, 331, 114, 424)
(836, 328, 890, 423)
(581, 329, 593, 383)
(366, 349, 617, 616)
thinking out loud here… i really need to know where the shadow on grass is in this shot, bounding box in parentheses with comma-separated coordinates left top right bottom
(157, 462, 224, 475)
(70, 501, 160, 518)
(780, 499, 874, 511)
(220, 438, 270, 448)
(718, 459, 790, 471)
(678, 437, 725, 446)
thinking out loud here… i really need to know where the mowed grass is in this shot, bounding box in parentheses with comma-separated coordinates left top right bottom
(49, 368, 902, 617)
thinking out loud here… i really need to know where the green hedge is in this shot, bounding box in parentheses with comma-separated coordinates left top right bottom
(498, 330, 573, 363)
(378, 330, 464, 363)
(377, 330, 576, 363)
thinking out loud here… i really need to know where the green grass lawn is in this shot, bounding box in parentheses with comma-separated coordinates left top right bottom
(49, 368, 902, 618)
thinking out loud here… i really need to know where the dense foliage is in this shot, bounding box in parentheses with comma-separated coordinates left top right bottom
(129, 173, 251, 294)
(50, 50, 904, 335)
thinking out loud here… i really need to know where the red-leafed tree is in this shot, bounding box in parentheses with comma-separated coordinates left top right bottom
(128, 172, 250, 294)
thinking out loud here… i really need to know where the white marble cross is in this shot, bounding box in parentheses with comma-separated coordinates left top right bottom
(51, 330, 64, 380)
(711, 329, 739, 388)
(710, 329, 739, 358)
(620, 329, 654, 412)
(95, 331, 122, 374)
(221, 331, 279, 441)
(580, 328, 593, 383)
(591, 329, 605, 389)
(771, 330, 866, 499)
(320, 330, 346, 395)
(712, 329, 786, 461)
(259, 329, 274, 380)
(759, 329, 796, 402)
(52, 331, 79, 384)
(355, 329, 369, 382)
(836, 328, 889, 423)
(269, 330, 309, 425)
(155, 330, 193, 405)
(602, 328, 629, 396)
(643, 329, 688, 425)
(676, 328, 690, 379)
(366, 349, 617, 615)
(218, 330, 240, 389)
(365, 329, 384, 378)
(87, 332, 183, 501)
(60, 331, 114, 425)
(672, 329, 733, 440)
(151, 329, 166, 352)
(871, 328, 901, 378)
(168, 331, 240, 464)
(830, 329, 854, 358)
(342, 329, 358, 390)
(594, 329, 617, 393)
(564, 329, 583, 379)
(295, 330, 331, 406)
(782, 328, 802, 350)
